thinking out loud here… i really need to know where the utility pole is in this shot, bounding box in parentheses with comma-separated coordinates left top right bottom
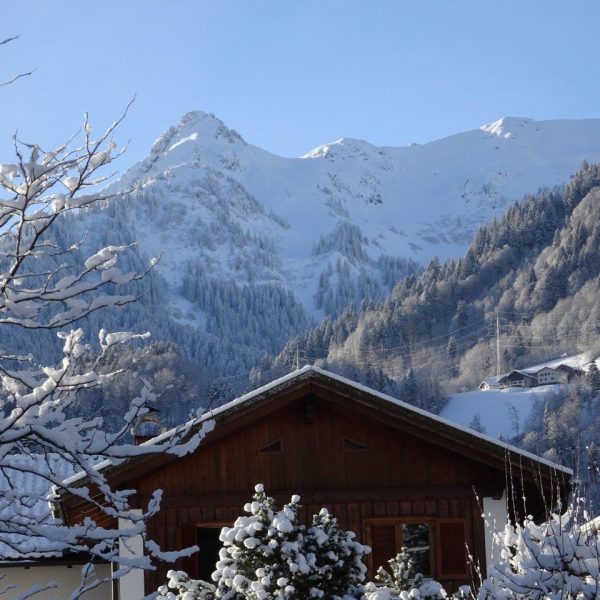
(496, 310, 502, 376)
(295, 342, 300, 370)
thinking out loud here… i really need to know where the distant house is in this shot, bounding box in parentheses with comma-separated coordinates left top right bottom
(492, 357, 586, 390)
(498, 370, 537, 388)
(555, 364, 582, 383)
(0, 455, 111, 600)
(59, 366, 571, 597)
(478, 376, 501, 390)
(535, 366, 559, 386)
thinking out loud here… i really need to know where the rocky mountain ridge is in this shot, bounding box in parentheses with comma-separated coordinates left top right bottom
(27, 112, 600, 379)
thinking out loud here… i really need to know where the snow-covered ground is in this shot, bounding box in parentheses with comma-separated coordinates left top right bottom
(441, 385, 562, 441)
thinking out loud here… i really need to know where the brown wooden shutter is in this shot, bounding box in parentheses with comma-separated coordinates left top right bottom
(369, 524, 398, 573)
(179, 524, 199, 578)
(436, 519, 468, 578)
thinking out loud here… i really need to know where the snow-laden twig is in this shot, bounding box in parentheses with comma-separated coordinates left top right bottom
(0, 110, 209, 598)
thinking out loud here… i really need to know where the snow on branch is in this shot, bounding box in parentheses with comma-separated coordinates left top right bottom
(0, 109, 210, 598)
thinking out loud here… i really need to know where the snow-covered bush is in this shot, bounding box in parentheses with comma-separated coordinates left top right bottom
(214, 484, 369, 600)
(365, 549, 447, 600)
(304, 505, 368, 598)
(159, 484, 369, 600)
(157, 570, 216, 600)
(478, 500, 600, 600)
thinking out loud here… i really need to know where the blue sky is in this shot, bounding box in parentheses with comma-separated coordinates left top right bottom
(1, 1, 599, 168)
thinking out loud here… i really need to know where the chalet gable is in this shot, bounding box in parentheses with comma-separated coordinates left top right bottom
(85, 366, 570, 492)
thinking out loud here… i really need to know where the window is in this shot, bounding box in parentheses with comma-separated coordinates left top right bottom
(259, 439, 282, 454)
(343, 437, 368, 452)
(366, 518, 468, 580)
(366, 519, 431, 576)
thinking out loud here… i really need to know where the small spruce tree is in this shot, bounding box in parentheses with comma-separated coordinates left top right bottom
(212, 485, 368, 600)
(305, 507, 368, 599)
(365, 549, 447, 600)
(586, 361, 600, 391)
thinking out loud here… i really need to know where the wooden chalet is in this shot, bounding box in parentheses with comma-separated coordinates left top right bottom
(555, 363, 582, 383)
(58, 366, 571, 598)
(494, 358, 586, 390)
(497, 370, 537, 388)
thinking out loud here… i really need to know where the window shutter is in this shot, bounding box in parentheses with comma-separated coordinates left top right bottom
(369, 524, 398, 573)
(436, 520, 468, 578)
(179, 524, 199, 578)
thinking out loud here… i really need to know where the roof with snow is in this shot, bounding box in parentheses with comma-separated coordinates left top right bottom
(0, 454, 75, 560)
(63, 366, 572, 496)
(499, 370, 537, 381)
(479, 375, 502, 387)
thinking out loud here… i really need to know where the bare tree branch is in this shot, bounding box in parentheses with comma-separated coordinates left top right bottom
(0, 35, 34, 87)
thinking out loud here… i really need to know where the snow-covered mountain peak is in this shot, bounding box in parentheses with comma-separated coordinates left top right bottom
(302, 137, 379, 160)
(94, 110, 600, 354)
(480, 116, 532, 138)
(150, 110, 246, 158)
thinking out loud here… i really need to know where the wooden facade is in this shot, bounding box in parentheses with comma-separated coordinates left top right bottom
(60, 367, 571, 595)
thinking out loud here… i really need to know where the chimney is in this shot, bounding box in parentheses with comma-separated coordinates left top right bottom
(131, 412, 165, 445)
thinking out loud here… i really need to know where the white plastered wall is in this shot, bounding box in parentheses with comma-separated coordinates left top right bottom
(482, 489, 508, 576)
(0, 563, 111, 600)
(118, 509, 145, 600)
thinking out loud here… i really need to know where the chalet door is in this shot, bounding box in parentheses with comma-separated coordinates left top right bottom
(197, 527, 222, 581)
(180, 524, 226, 581)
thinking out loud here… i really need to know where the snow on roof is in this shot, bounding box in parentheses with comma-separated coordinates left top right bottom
(0, 454, 75, 560)
(500, 370, 537, 379)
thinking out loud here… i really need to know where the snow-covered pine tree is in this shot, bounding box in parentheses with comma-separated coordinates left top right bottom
(305, 507, 368, 599)
(364, 549, 448, 600)
(159, 485, 369, 600)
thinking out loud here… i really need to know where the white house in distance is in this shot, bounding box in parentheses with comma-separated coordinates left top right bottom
(479, 353, 589, 390)
(478, 375, 501, 390)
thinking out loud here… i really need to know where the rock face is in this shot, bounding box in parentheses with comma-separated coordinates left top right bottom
(54, 112, 600, 374)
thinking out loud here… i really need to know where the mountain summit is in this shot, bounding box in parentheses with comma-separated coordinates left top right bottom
(79, 113, 600, 374)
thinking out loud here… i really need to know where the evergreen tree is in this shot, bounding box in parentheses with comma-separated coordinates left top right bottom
(447, 336, 458, 377)
(365, 549, 446, 600)
(469, 413, 486, 434)
(212, 485, 368, 600)
(587, 362, 600, 391)
(305, 508, 367, 599)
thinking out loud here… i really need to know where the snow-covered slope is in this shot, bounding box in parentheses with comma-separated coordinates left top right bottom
(440, 353, 598, 440)
(107, 112, 600, 317)
(441, 386, 559, 441)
